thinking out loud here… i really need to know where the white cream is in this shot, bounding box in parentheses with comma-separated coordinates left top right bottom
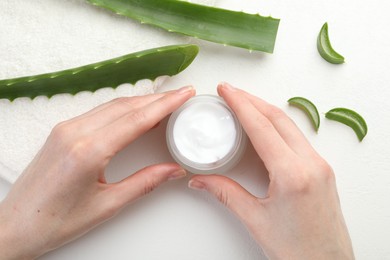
(172, 101, 237, 164)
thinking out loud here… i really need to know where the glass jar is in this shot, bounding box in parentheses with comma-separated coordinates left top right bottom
(166, 95, 247, 174)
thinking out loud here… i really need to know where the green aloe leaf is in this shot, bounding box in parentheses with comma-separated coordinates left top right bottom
(288, 97, 320, 131)
(325, 108, 368, 141)
(0, 44, 199, 101)
(87, 0, 280, 53)
(317, 22, 345, 64)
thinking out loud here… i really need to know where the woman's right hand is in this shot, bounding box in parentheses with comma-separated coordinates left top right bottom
(189, 83, 354, 259)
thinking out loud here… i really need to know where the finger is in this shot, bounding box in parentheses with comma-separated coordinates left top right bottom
(151, 122, 160, 129)
(217, 82, 292, 170)
(111, 163, 186, 205)
(98, 86, 195, 154)
(80, 90, 177, 121)
(188, 175, 262, 228)
(240, 89, 316, 157)
(67, 91, 176, 131)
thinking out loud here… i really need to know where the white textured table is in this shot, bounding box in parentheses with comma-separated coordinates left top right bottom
(1, 0, 390, 259)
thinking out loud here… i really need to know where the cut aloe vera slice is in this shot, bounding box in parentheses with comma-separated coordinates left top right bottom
(326, 108, 368, 141)
(317, 22, 345, 64)
(288, 97, 320, 131)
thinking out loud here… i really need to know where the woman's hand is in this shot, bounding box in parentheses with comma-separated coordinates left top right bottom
(0, 86, 195, 259)
(189, 83, 354, 259)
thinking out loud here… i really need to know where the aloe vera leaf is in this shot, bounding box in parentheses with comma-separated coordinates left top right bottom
(87, 0, 280, 53)
(0, 44, 199, 101)
(325, 108, 367, 141)
(288, 97, 320, 131)
(317, 22, 345, 64)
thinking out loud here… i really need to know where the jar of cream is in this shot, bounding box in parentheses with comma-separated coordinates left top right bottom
(166, 95, 247, 174)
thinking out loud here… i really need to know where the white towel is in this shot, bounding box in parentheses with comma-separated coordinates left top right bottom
(0, 0, 215, 183)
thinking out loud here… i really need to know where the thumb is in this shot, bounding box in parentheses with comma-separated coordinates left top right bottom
(188, 174, 262, 226)
(112, 163, 186, 205)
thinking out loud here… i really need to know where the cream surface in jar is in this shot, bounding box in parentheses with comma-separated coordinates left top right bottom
(166, 95, 246, 174)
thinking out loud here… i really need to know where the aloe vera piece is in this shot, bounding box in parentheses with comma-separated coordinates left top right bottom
(325, 108, 367, 141)
(87, 0, 280, 53)
(317, 23, 345, 64)
(288, 97, 320, 131)
(0, 44, 199, 101)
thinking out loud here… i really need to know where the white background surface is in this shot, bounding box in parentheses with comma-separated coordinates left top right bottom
(1, 0, 390, 259)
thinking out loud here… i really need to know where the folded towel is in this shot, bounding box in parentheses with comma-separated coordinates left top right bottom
(0, 0, 214, 183)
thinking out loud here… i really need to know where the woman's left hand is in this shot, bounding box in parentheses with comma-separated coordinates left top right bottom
(0, 86, 195, 259)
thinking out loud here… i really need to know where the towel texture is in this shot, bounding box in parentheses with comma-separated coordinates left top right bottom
(0, 0, 213, 183)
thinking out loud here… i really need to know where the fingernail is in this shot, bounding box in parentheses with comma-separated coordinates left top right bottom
(176, 86, 194, 95)
(188, 179, 205, 191)
(168, 169, 187, 180)
(219, 82, 237, 92)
